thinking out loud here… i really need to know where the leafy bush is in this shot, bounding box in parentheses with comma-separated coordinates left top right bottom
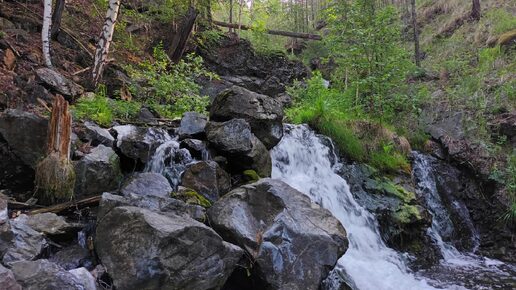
(126, 45, 214, 118)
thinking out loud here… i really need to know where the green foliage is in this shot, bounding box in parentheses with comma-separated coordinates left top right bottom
(325, 1, 415, 121)
(497, 151, 516, 224)
(72, 95, 113, 127)
(484, 9, 516, 34)
(393, 205, 421, 224)
(126, 45, 214, 118)
(173, 188, 212, 208)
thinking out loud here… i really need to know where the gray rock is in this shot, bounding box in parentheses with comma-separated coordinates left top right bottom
(3, 217, 47, 265)
(0, 109, 48, 167)
(74, 145, 122, 197)
(181, 161, 231, 202)
(75, 121, 115, 147)
(50, 244, 92, 270)
(0, 264, 22, 290)
(180, 138, 210, 160)
(112, 125, 170, 164)
(95, 206, 243, 290)
(68, 267, 96, 290)
(210, 86, 284, 149)
(0, 194, 13, 258)
(121, 172, 172, 198)
(206, 119, 272, 177)
(208, 179, 348, 290)
(98, 192, 206, 222)
(10, 259, 85, 290)
(177, 112, 207, 139)
(15, 213, 70, 235)
(35, 68, 84, 97)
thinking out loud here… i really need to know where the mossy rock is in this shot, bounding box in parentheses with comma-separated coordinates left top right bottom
(172, 187, 212, 208)
(365, 177, 416, 203)
(393, 205, 422, 224)
(243, 169, 260, 183)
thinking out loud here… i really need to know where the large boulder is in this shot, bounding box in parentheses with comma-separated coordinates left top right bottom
(208, 179, 348, 290)
(180, 161, 231, 202)
(10, 259, 85, 290)
(3, 217, 47, 265)
(0, 264, 22, 290)
(112, 125, 170, 165)
(95, 206, 243, 290)
(74, 121, 115, 147)
(176, 112, 207, 140)
(120, 172, 172, 198)
(74, 145, 123, 197)
(205, 119, 271, 177)
(35, 68, 84, 97)
(0, 109, 47, 168)
(210, 86, 284, 149)
(0, 194, 13, 258)
(14, 213, 71, 235)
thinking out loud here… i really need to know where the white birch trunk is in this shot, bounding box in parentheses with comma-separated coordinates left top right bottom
(91, 0, 121, 87)
(42, 0, 53, 68)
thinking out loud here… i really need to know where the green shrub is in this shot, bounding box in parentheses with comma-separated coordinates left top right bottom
(72, 95, 113, 127)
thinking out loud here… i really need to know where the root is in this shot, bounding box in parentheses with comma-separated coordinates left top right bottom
(35, 152, 76, 203)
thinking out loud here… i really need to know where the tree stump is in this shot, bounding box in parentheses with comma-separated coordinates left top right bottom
(35, 95, 75, 204)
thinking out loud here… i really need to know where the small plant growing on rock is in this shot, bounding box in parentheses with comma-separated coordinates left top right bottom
(35, 95, 75, 204)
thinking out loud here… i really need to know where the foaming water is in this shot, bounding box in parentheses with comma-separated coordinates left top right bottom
(145, 134, 193, 190)
(271, 124, 440, 290)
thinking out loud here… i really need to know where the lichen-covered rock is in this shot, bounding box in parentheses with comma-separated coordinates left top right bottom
(74, 145, 123, 197)
(95, 206, 243, 290)
(210, 86, 284, 149)
(206, 119, 271, 177)
(208, 179, 348, 290)
(10, 259, 85, 290)
(181, 161, 231, 202)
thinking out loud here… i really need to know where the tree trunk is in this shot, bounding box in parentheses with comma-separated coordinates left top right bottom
(213, 20, 323, 40)
(35, 95, 75, 203)
(229, 0, 233, 32)
(165, 6, 198, 63)
(51, 0, 65, 38)
(42, 0, 52, 68)
(411, 0, 421, 67)
(237, 0, 243, 34)
(471, 0, 480, 21)
(91, 0, 121, 88)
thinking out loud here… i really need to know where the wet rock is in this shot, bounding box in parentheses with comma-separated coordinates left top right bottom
(210, 86, 284, 149)
(180, 138, 210, 160)
(0, 264, 22, 290)
(177, 112, 207, 139)
(74, 121, 115, 147)
(50, 244, 92, 270)
(15, 213, 70, 235)
(206, 119, 272, 177)
(96, 206, 243, 290)
(208, 179, 348, 290)
(121, 172, 172, 198)
(3, 217, 47, 265)
(0, 109, 47, 168)
(35, 68, 84, 97)
(112, 125, 170, 165)
(181, 161, 231, 202)
(69, 267, 96, 290)
(74, 145, 122, 197)
(10, 259, 85, 290)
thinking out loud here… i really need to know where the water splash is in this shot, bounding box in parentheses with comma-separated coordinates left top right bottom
(271, 124, 438, 290)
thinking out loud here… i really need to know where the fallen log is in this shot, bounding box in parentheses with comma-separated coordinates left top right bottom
(213, 20, 322, 40)
(28, 195, 102, 215)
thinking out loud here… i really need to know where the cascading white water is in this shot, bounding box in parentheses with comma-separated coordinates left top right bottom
(145, 134, 193, 190)
(271, 124, 439, 290)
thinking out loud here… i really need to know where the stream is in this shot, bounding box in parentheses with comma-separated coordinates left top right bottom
(271, 124, 516, 290)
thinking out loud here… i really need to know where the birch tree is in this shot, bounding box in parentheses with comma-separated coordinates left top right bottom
(91, 0, 121, 87)
(42, 0, 53, 67)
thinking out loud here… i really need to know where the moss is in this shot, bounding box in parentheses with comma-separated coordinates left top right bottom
(35, 153, 76, 203)
(173, 188, 211, 208)
(243, 170, 260, 183)
(366, 178, 416, 203)
(393, 205, 421, 224)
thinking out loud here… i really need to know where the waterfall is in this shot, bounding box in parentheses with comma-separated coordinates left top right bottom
(271, 124, 439, 290)
(145, 134, 193, 190)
